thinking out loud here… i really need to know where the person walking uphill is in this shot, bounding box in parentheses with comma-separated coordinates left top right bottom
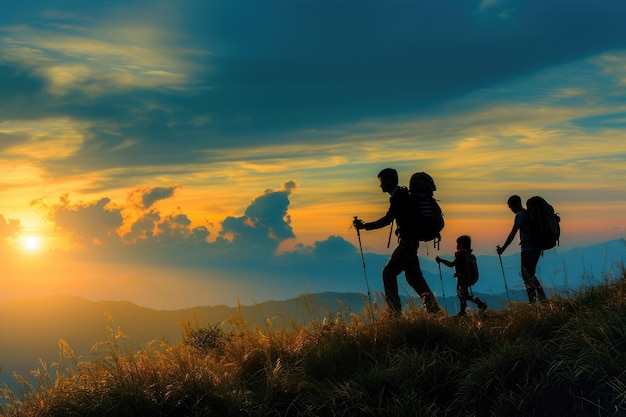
(354, 168, 440, 315)
(436, 235, 487, 316)
(497, 195, 548, 304)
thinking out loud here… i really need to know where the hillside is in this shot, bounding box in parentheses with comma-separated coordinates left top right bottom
(0, 287, 526, 392)
(0, 291, 370, 390)
(2, 270, 626, 416)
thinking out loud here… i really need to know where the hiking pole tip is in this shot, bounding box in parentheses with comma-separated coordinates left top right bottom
(497, 251, 511, 304)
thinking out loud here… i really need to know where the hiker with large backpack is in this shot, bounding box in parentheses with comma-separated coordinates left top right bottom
(353, 168, 440, 315)
(496, 195, 548, 304)
(408, 172, 445, 250)
(436, 235, 487, 316)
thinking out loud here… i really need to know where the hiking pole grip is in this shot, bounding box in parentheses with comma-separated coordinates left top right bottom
(353, 216, 362, 238)
(354, 217, 366, 270)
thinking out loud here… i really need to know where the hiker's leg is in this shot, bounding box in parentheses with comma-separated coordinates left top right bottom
(465, 281, 487, 311)
(520, 269, 536, 303)
(535, 281, 547, 302)
(469, 294, 486, 307)
(457, 283, 468, 314)
(403, 242, 439, 313)
(525, 274, 547, 302)
(382, 246, 405, 313)
(522, 250, 546, 303)
(528, 251, 547, 302)
(520, 252, 536, 303)
(471, 296, 487, 312)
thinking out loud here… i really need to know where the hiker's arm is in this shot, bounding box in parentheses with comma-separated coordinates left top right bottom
(436, 256, 454, 268)
(364, 216, 392, 230)
(363, 206, 395, 231)
(497, 225, 519, 254)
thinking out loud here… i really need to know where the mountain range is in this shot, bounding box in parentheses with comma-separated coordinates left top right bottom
(1, 238, 624, 394)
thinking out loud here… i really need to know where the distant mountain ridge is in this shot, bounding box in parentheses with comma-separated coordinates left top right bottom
(1, 239, 624, 394)
(0, 291, 369, 394)
(0, 287, 579, 392)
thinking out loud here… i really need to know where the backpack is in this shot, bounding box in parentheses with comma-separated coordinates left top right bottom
(525, 196, 561, 250)
(465, 252, 479, 286)
(408, 172, 445, 246)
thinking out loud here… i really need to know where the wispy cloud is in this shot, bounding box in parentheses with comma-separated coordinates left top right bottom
(0, 1, 625, 308)
(1, 117, 87, 159)
(1, 16, 204, 96)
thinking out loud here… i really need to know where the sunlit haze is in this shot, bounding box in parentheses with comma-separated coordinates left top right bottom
(0, 1, 625, 309)
(20, 236, 41, 253)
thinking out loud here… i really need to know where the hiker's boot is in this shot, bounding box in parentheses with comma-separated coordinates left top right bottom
(421, 292, 440, 314)
(479, 302, 488, 314)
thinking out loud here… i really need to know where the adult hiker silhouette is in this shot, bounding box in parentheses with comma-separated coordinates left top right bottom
(354, 168, 440, 315)
(497, 195, 548, 304)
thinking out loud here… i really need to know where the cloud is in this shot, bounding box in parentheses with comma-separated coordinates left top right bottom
(1, 117, 86, 160)
(594, 53, 626, 86)
(0, 0, 624, 197)
(29, 182, 366, 306)
(0, 0, 624, 266)
(49, 195, 123, 247)
(312, 235, 357, 259)
(4, 1, 626, 139)
(139, 186, 179, 209)
(0, 215, 21, 245)
(39, 180, 365, 288)
(220, 180, 298, 251)
(0, 16, 201, 96)
(195, 0, 626, 134)
(41, 182, 300, 260)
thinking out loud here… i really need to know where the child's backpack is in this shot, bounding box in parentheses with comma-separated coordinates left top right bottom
(525, 196, 561, 250)
(408, 172, 445, 246)
(465, 252, 479, 286)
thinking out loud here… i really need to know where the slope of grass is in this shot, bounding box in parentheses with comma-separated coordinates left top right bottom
(2, 271, 626, 417)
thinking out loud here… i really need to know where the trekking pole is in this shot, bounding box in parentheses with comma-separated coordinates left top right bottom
(353, 217, 374, 314)
(438, 261, 447, 312)
(498, 252, 511, 304)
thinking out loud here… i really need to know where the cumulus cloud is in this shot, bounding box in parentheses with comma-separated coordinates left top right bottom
(220, 180, 298, 251)
(312, 235, 357, 259)
(50, 195, 123, 247)
(15, 181, 374, 304)
(39, 180, 364, 284)
(123, 210, 161, 243)
(155, 213, 209, 247)
(42, 182, 304, 260)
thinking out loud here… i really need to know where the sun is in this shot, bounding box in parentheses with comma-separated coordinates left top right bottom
(21, 236, 42, 253)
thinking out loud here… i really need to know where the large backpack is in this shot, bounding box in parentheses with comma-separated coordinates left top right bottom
(525, 196, 561, 250)
(408, 172, 445, 246)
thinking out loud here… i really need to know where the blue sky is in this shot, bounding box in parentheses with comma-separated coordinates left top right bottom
(0, 0, 625, 308)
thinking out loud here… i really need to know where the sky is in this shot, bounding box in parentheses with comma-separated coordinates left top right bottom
(0, 0, 625, 309)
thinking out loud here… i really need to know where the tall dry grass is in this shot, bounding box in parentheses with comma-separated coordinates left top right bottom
(2, 270, 625, 416)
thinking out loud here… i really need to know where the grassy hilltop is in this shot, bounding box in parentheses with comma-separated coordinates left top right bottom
(2, 271, 626, 417)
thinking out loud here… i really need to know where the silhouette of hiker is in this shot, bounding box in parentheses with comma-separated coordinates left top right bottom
(354, 168, 440, 315)
(497, 195, 547, 304)
(436, 235, 487, 316)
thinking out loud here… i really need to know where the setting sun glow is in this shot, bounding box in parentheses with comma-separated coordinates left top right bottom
(21, 236, 42, 253)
